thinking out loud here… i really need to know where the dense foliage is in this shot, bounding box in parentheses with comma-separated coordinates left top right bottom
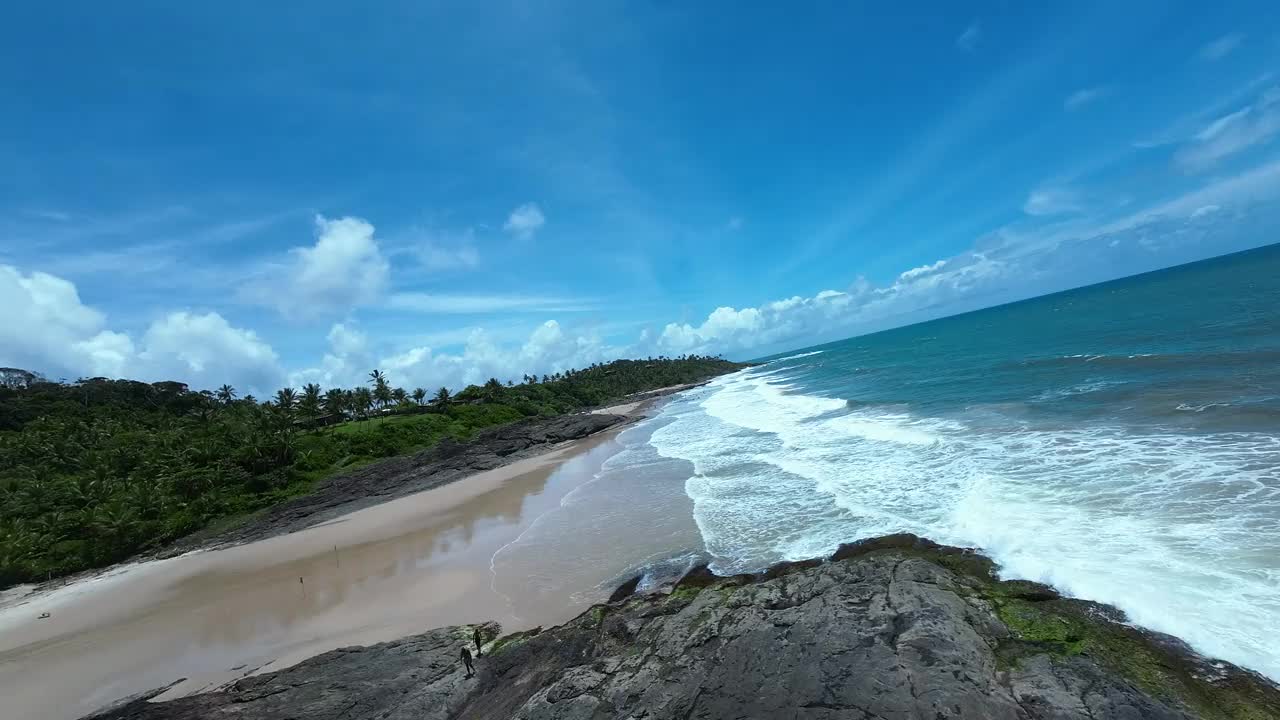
(0, 356, 744, 586)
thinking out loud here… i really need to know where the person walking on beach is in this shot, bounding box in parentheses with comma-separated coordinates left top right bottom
(473, 627, 484, 657)
(460, 647, 475, 678)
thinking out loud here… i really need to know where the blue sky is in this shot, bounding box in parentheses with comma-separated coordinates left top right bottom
(4, 1, 1280, 393)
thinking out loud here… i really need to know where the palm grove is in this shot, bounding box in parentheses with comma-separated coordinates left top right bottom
(0, 356, 743, 586)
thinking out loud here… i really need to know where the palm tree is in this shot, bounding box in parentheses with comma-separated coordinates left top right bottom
(352, 387, 373, 418)
(300, 383, 322, 419)
(373, 383, 393, 410)
(391, 387, 408, 404)
(411, 387, 427, 405)
(368, 369, 392, 409)
(323, 388, 346, 417)
(483, 378, 503, 401)
(274, 387, 297, 413)
(215, 384, 237, 405)
(434, 386, 451, 405)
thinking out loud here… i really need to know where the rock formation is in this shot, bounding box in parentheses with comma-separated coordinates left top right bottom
(92, 535, 1280, 720)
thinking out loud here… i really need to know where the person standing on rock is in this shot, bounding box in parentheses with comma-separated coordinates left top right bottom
(460, 647, 475, 678)
(473, 627, 483, 657)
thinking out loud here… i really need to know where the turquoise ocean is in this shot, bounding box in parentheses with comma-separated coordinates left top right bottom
(641, 244, 1280, 678)
(495, 244, 1280, 681)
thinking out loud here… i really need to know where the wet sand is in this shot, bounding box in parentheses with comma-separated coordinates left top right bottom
(0, 427, 668, 720)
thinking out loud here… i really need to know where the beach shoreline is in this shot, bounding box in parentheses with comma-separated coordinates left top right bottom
(0, 385, 700, 720)
(0, 382, 704, 615)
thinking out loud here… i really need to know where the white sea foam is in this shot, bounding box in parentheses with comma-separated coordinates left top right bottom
(771, 350, 825, 362)
(1032, 379, 1125, 402)
(647, 369, 1280, 681)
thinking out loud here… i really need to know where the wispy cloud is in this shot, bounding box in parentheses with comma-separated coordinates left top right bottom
(1023, 188, 1082, 216)
(392, 226, 481, 271)
(386, 292, 593, 314)
(1175, 87, 1280, 172)
(27, 209, 71, 222)
(1199, 33, 1244, 62)
(956, 21, 981, 52)
(503, 202, 546, 239)
(1064, 87, 1106, 111)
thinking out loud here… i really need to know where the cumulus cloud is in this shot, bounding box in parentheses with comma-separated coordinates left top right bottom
(1175, 88, 1280, 172)
(897, 259, 948, 282)
(247, 215, 389, 318)
(0, 264, 284, 391)
(656, 291, 859, 356)
(1199, 33, 1243, 62)
(374, 320, 617, 390)
(0, 265, 118, 379)
(503, 202, 546, 239)
(287, 322, 373, 390)
(956, 21, 981, 52)
(137, 312, 281, 390)
(1023, 188, 1082, 216)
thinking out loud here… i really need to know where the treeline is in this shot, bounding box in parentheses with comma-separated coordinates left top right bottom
(0, 356, 743, 586)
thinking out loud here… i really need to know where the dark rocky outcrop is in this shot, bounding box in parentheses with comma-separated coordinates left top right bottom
(181, 413, 628, 549)
(93, 535, 1280, 720)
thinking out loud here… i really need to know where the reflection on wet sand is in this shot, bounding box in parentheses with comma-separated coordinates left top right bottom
(0, 431, 626, 720)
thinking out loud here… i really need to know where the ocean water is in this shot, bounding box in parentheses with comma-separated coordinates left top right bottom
(645, 244, 1280, 680)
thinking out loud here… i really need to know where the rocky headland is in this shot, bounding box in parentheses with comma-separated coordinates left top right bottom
(90, 534, 1280, 720)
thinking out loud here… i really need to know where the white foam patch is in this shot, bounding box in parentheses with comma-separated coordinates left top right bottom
(1032, 379, 1126, 402)
(648, 370, 1280, 681)
(771, 350, 825, 362)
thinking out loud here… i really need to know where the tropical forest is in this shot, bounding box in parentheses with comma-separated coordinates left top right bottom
(0, 356, 742, 587)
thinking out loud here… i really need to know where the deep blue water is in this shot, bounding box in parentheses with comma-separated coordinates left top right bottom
(645, 244, 1280, 679)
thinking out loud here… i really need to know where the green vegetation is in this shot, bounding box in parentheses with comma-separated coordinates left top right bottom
(895, 549, 1280, 720)
(0, 356, 744, 586)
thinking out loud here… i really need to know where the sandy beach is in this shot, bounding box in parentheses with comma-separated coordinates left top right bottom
(0, 393, 706, 720)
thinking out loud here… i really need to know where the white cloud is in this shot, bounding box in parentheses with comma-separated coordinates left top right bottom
(657, 290, 859, 356)
(503, 202, 546, 239)
(0, 265, 115, 379)
(1175, 88, 1280, 172)
(138, 312, 282, 390)
(73, 331, 135, 379)
(649, 159, 1280, 359)
(1023, 188, 1082, 216)
(1064, 87, 1105, 111)
(386, 292, 593, 314)
(1199, 33, 1243, 61)
(418, 240, 479, 270)
(897, 259, 948, 282)
(288, 322, 373, 389)
(0, 264, 283, 392)
(248, 215, 389, 318)
(956, 21, 981, 52)
(375, 320, 616, 390)
(406, 227, 480, 271)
